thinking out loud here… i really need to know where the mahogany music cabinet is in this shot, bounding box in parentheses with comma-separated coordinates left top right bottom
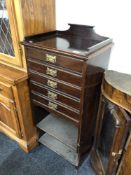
(22, 24, 112, 166)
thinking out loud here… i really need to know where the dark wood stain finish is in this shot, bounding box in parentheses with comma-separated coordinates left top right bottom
(22, 24, 112, 166)
(29, 72, 82, 98)
(117, 132, 131, 175)
(30, 82, 80, 109)
(27, 58, 82, 86)
(26, 47, 84, 73)
(91, 70, 131, 175)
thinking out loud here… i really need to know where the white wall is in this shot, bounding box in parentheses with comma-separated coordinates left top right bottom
(56, 0, 131, 74)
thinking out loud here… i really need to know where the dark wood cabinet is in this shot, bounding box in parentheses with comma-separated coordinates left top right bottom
(91, 98, 130, 175)
(91, 70, 131, 175)
(22, 24, 112, 166)
(117, 131, 131, 175)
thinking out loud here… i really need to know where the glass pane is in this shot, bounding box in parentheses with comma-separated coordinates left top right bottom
(98, 102, 116, 172)
(0, 0, 14, 56)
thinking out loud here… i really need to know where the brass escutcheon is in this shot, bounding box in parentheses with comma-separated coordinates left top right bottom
(46, 54, 56, 63)
(46, 67, 57, 77)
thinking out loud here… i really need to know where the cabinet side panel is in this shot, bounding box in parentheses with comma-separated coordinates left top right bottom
(79, 48, 111, 155)
(12, 80, 38, 143)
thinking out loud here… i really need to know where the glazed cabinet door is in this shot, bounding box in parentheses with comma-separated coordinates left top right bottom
(0, 0, 22, 66)
(0, 95, 21, 138)
(117, 131, 131, 175)
(93, 99, 131, 175)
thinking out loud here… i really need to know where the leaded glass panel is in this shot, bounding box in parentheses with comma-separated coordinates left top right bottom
(0, 0, 14, 56)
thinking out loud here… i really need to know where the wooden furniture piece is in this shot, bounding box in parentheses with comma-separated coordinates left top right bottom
(117, 131, 131, 175)
(0, 0, 55, 69)
(22, 24, 113, 166)
(0, 0, 55, 151)
(91, 70, 131, 175)
(0, 64, 38, 152)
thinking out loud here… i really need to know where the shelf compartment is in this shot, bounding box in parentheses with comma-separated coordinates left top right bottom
(37, 113, 78, 150)
(39, 133, 79, 166)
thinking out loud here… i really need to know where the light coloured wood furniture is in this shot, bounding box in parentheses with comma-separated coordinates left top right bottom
(0, 0, 55, 69)
(0, 0, 55, 151)
(0, 64, 38, 152)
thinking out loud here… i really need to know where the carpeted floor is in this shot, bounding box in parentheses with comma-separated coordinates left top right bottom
(0, 133, 95, 175)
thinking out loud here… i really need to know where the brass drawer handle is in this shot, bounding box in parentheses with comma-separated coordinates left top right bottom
(48, 102, 57, 110)
(48, 91, 57, 100)
(46, 67, 57, 77)
(47, 80, 57, 89)
(46, 54, 56, 63)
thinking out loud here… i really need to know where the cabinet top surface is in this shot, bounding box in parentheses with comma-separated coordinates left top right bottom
(23, 24, 112, 58)
(0, 64, 27, 85)
(105, 70, 131, 96)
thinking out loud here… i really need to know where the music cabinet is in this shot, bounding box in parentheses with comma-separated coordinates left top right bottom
(22, 24, 113, 166)
(91, 70, 131, 175)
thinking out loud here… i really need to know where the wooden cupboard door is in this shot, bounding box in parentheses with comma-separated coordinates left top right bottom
(0, 81, 14, 100)
(0, 96, 21, 138)
(0, 0, 22, 66)
(117, 132, 131, 175)
(96, 100, 131, 175)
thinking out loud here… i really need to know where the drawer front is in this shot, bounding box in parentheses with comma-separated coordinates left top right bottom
(0, 82, 13, 100)
(26, 47, 84, 73)
(29, 72, 81, 99)
(30, 82, 80, 110)
(31, 92, 80, 122)
(27, 58, 82, 86)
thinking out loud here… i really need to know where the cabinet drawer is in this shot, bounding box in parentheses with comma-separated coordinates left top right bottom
(0, 82, 13, 100)
(29, 72, 81, 99)
(32, 92, 80, 122)
(27, 58, 82, 86)
(26, 47, 84, 73)
(30, 82, 80, 110)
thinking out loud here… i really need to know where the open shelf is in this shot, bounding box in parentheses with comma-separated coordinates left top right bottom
(37, 113, 78, 150)
(39, 133, 79, 166)
(37, 113, 79, 166)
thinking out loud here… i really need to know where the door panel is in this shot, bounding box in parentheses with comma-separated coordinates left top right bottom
(0, 0, 22, 66)
(0, 95, 21, 137)
(95, 99, 131, 175)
